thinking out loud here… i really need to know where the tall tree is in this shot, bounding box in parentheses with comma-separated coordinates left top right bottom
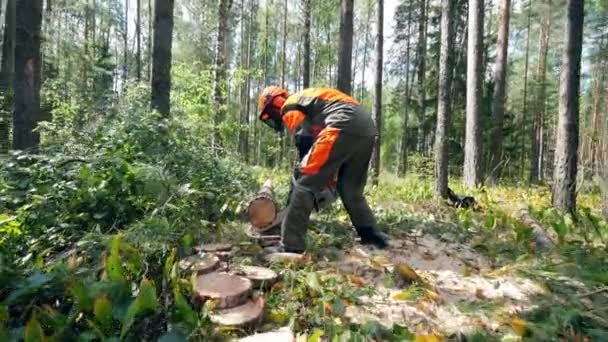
(136, 0, 142, 81)
(520, 0, 531, 177)
(302, 0, 312, 88)
(123, 0, 129, 86)
(281, 0, 287, 88)
(150, 0, 174, 115)
(530, 0, 551, 183)
(463, 0, 484, 188)
(488, 0, 511, 183)
(0, 0, 15, 152)
(13, 0, 43, 150)
(238, 0, 250, 160)
(552, 0, 584, 213)
(415, 0, 427, 153)
(212, 0, 234, 147)
(398, 5, 412, 177)
(336, 0, 354, 94)
(371, 0, 383, 185)
(434, 0, 455, 198)
(360, 0, 372, 101)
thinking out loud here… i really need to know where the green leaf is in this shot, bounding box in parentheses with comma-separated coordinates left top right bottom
(24, 315, 45, 342)
(120, 279, 159, 339)
(173, 288, 198, 328)
(307, 329, 324, 342)
(107, 235, 125, 283)
(93, 295, 113, 331)
(164, 248, 176, 280)
(69, 281, 93, 312)
(305, 272, 322, 294)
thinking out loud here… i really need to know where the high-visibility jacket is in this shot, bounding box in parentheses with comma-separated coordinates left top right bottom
(280, 88, 378, 139)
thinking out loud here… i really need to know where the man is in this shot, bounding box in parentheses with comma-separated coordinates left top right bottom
(258, 86, 388, 253)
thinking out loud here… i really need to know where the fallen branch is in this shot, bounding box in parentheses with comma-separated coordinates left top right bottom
(577, 287, 608, 298)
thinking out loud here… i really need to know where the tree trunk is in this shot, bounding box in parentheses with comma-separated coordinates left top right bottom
(530, 0, 551, 184)
(123, 0, 129, 87)
(150, 0, 174, 116)
(336, 0, 353, 94)
(371, 0, 383, 185)
(281, 0, 287, 88)
(415, 0, 427, 153)
(13, 0, 43, 150)
(552, 0, 584, 213)
(212, 0, 234, 148)
(239, 0, 250, 161)
(398, 7, 412, 177)
(0, 0, 15, 153)
(463, 0, 484, 188)
(302, 0, 311, 88)
(434, 0, 455, 199)
(136, 0, 142, 81)
(360, 1, 371, 101)
(147, 0, 152, 81)
(488, 0, 510, 184)
(520, 0, 531, 178)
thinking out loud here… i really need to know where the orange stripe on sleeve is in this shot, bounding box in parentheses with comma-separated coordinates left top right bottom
(300, 127, 341, 175)
(282, 110, 306, 133)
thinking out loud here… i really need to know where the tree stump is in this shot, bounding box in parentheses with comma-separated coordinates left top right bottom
(248, 179, 278, 230)
(233, 266, 278, 288)
(179, 255, 220, 275)
(209, 296, 265, 327)
(194, 272, 252, 309)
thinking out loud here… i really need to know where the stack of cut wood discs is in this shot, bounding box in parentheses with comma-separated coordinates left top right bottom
(182, 243, 279, 328)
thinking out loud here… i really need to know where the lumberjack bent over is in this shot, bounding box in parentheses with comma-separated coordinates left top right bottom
(258, 86, 388, 253)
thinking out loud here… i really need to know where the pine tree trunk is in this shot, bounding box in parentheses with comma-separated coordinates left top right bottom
(530, 0, 551, 184)
(371, 0, 383, 185)
(147, 0, 152, 81)
(302, 0, 311, 88)
(434, 0, 455, 198)
(463, 0, 484, 188)
(520, 0, 531, 178)
(238, 0, 250, 161)
(136, 0, 142, 81)
(150, 0, 174, 116)
(13, 0, 43, 150)
(360, 1, 371, 101)
(123, 0, 129, 87)
(212, 0, 234, 148)
(552, 0, 584, 213)
(398, 8, 412, 177)
(337, 0, 354, 94)
(0, 0, 15, 152)
(488, 0, 510, 184)
(415, 0, 427, 153)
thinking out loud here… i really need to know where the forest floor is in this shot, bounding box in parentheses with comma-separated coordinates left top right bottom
(230, 174, 608, 340)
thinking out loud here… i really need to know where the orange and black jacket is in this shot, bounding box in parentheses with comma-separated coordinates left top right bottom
(280, 88, 378, 140)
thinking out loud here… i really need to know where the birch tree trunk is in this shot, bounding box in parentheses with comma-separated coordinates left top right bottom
(552, 0, 584, 213)
(434, 0, 455, 198)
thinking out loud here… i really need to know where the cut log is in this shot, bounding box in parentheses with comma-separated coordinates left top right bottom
(194, 272, 252, 309)
(248, 179, 278, 230)
(246, 227, 282, 247)
(233, 266, 278, 288)
(265, 252, 305, 264)
(179, 255, 220, 275)
(239, 328, 294, 342)
(196, 243, 233, 253)
(210, 296, 265, 327)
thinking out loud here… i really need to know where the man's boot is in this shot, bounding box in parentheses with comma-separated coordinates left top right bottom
(355, 226, 388, 249)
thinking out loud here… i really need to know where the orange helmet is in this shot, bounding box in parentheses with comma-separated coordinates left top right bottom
(258, 86, 288, 132)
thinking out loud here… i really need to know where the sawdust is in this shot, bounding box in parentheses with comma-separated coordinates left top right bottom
(332, 234, 546, 335)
